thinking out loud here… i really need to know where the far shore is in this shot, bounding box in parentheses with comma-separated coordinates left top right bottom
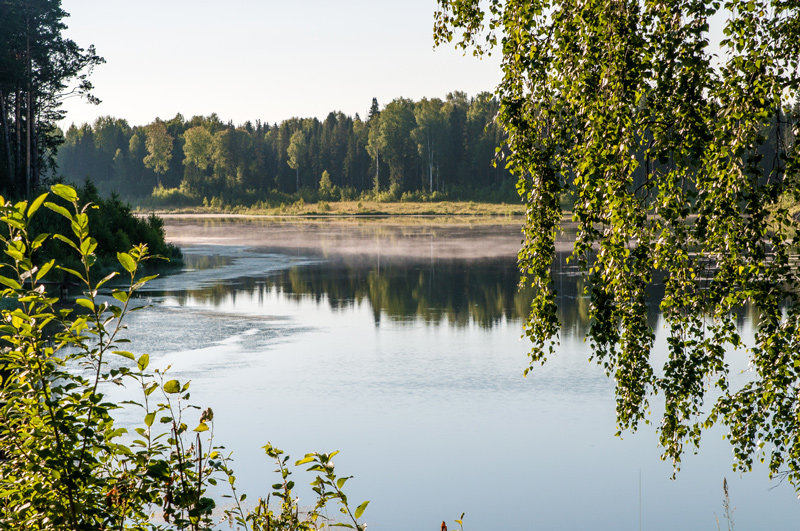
(136, 199, 528, 219)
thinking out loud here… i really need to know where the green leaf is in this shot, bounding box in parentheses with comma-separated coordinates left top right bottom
(112, 290, 129, 303)
(80, 237, 98, 256)
(193, 422, 209, 432)
(0, 276, 21, 290)
(56, 266, 87, 283)
(36, 260, 56, 282)
(4, 246, 23, 262)
(112, 350, 135, 361)
(51, 184, 78, 202)
(137, 353, 149, 371)
(52, 233, 80, 251)
(27, 192, 48, 218)
(354, 500, 369, 520)
(73, 212, 88, 229)
(75, 298, 94, 311)
(163, 379, 181, 394)
(44, 201, 72, 220)
(295, 455, 315, 466)
(31, 232, 49, 250)
(144, 412, 155, 427)
(96, 271, 119, 289)
(117, 252, 136, 273)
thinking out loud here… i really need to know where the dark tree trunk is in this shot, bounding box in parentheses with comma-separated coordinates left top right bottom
(15, 88, 22, 195)
(0, 90, 13, 189)
(26, 92, 31, 197)
(26, 31, 32, 197)
(31, 119, 38, 190)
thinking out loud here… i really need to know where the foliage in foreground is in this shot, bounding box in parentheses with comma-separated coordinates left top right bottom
(435, 0, 800, 490)
(0, 184, 368, 530)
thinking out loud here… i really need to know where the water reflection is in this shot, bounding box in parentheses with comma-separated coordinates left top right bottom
(174, 256, 533, 329)
(113, 218, 798, 531)
(140, 236, 762, 341)
(141, 248, 629, 336)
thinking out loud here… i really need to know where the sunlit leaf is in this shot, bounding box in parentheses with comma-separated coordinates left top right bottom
(44, 201, 72, 220)
(117, 252, 135, 273)
(112, 350, 135, 361)
(163, 379, 180, 394)
(354, 500, 369, 520)
(27, 193, 48, 218)
(51, 184, 78, 202)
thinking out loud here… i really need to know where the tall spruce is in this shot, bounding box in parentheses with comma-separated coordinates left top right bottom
(0, 0, 103, 197)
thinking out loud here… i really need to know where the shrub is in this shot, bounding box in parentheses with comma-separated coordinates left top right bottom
(28, 181, 182, 274)
(0, 184, 368, 530)
(150, 184, 199, 207)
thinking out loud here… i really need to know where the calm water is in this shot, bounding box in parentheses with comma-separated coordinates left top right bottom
(111, 217, 798, 530)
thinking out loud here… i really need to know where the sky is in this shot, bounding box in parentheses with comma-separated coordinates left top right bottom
(58, 0, 503, 128)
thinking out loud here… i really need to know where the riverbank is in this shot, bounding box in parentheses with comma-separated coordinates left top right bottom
(138, 199, 526, 217)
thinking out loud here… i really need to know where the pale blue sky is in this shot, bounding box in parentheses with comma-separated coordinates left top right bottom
(59, 0, 502, 127)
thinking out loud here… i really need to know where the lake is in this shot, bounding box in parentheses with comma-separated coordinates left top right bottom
(113, 216, 799, 530)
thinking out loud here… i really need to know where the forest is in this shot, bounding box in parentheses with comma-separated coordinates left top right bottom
(55, 94, 517, 206)
(51, 94, 800, 212)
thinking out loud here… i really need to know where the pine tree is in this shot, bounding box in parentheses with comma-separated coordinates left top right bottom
(0, 0, 103, 197)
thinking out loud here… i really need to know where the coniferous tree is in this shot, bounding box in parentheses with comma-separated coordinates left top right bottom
(367, 98, 380, 122)
(0, 0, 102, 197)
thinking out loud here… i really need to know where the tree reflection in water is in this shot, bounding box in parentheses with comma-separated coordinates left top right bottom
(141, 249, 718, 339)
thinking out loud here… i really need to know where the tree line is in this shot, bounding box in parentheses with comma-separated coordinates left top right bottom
(56, 93, 517, 205)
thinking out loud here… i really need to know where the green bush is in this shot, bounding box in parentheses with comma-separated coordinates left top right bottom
(150, 185, 200, 207)
(26, 181, 182, 276)
(0, 184, 368, 530)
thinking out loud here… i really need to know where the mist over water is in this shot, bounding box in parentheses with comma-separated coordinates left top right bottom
(113, 217, 799, 530)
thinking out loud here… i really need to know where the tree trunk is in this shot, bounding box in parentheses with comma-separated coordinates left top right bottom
(15, 88, 22, 194)
(428, 136, 433, 192)
(31, 116, 38, 191)
(0, 90, 13, 188)
(26, 30, 32, 197)
(26, 92, 31, 198)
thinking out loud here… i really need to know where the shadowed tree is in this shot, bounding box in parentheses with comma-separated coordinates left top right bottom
(0, 0, 103, 196)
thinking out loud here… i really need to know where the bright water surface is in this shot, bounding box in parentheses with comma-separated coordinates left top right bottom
(113, 217, 799, 530)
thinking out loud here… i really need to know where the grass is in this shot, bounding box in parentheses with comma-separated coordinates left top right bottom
(138, 199, 527, 218)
